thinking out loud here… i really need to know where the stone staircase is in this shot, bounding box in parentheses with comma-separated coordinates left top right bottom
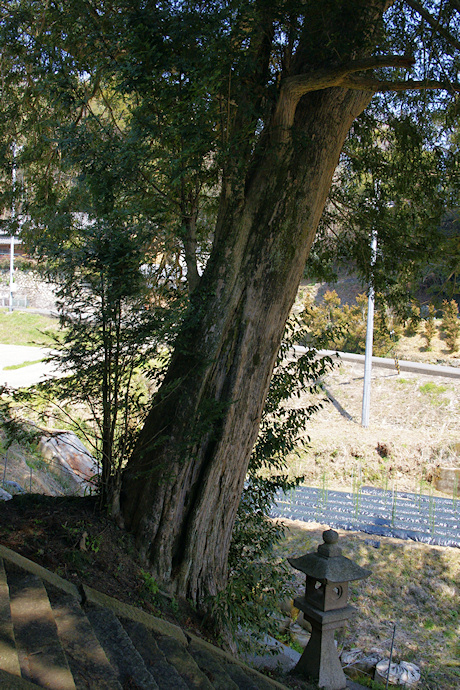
(0, 545, 289, 690)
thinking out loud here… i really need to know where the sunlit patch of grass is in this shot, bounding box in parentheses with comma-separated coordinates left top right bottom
(0, 310, 61, 347)
(4, 359, 44, 370)
(419, 382, 448, 395)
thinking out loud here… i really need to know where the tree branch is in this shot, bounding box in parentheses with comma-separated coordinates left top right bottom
(272, 55, 415, 141)
(342, 75, 460, 93)
(404, 0, 460, 52)
(282, 55, 415, 100)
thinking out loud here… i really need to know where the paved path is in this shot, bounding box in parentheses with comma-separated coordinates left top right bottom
(1, 342, 460, 390)
(294, 346, 460, 379)
(0, 344, 58, 388)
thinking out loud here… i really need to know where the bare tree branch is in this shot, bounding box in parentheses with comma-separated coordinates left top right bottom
(405, 0, 460, 52)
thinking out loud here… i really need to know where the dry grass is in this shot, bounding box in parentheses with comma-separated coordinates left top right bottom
(283, 359, 460, 496)
(279, 520, 460, 689)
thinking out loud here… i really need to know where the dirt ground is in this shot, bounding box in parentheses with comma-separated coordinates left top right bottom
(0, 494, 208, 634)
(283, 356, 460, 497)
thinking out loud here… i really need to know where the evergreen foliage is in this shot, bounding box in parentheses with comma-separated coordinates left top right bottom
(3, 0, 460, 606)
(302, 289, 402, 357)
(423, 303, 437, 350)
(441, 299, 460, 352)
(14, 219, 183, 512)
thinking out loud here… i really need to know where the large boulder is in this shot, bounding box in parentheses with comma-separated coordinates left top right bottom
(39, 431, 100, 495)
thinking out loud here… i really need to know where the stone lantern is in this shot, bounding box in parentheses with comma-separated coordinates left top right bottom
(288, 529, 370, 690)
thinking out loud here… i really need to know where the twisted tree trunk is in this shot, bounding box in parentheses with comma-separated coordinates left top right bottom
(121, 86, 372, 604)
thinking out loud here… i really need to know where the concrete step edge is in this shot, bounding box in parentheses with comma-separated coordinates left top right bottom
(84, 604, 159, 689)
(185, 633, 290, 690)
(0, 548, 288, 689)
(6, 569, 75, 689)
(0, 668, 41, 688)
(187, 642, 240, 690)
(154, 633, 214, 689)
(44, 584, 122, 690)
(121, 617, 189, 690)
(0, 545, 79, 600)
(81, 583, 188, 644)
(0, 556, 22, 678)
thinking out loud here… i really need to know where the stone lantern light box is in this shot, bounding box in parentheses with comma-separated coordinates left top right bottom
(288, 529, 371, 690)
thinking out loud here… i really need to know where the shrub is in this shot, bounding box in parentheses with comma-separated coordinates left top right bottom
(301, 290, 402, 356)
(441, 299, 459, 352)
(405, 301, 421, 336)
(422, 304, 436, 350)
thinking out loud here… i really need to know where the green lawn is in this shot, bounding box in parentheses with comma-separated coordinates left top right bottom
(0, 310, 61, 347)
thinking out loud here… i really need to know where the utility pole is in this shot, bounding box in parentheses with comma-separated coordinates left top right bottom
(361, 229, 377, 428)
(9, 144, 17, 313)
(9, 236, 15, 313)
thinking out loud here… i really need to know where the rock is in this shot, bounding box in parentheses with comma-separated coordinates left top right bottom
(39, 431, 100, 495)
(296, 611, 312, 632)
(375, 660, 421, 687)
(243, 634, 301, 673)
(2, 441, 66, 496)
(433, 466, 460, 495)
(270, 612, 291, 634)
(289, 621, 310, 648)
(341, 648, 381, 681)
(0, 487, 12, 501)
(3, 480, 26, 495)
(278, 597, 295, 616)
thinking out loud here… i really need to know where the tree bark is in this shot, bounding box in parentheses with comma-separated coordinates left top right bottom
(121, 85, 373, 604)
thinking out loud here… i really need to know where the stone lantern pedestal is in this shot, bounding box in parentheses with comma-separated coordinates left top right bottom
(288, 530, 370, 690)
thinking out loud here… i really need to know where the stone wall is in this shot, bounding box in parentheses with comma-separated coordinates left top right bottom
(0, 270, 57, 311)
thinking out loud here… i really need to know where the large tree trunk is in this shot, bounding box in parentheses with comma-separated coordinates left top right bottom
(121, 86, 372, 604)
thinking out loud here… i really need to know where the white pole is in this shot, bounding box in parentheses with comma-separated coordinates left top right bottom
(9, 143, 17, 313)
(9, 237, 14, 312)
(361, 229, 377, 427)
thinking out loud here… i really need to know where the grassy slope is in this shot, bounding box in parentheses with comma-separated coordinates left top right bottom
(280, 520, 460, 690)
(0, 310, 60, 347)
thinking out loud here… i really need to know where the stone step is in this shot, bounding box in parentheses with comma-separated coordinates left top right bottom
(84, 602, 159, 689)
(186, 636, 286, 690)
(122, 617, 189, 690)
(44, 583, 122, 690)
(153, 633, 214, 689)
(0, 557, 21, 678)
(187, 641, 239, 689)
(0, 668, 42, 688)
(5, 563, 75, 690)
(0, 547, 291, 690)
(220, 661, 261, 690)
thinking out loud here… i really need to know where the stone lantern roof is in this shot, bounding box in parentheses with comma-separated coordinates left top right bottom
(288, 529, 371, 583)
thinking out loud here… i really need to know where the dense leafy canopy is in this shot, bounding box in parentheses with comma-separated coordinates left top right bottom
(1, 1, 459, 296)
